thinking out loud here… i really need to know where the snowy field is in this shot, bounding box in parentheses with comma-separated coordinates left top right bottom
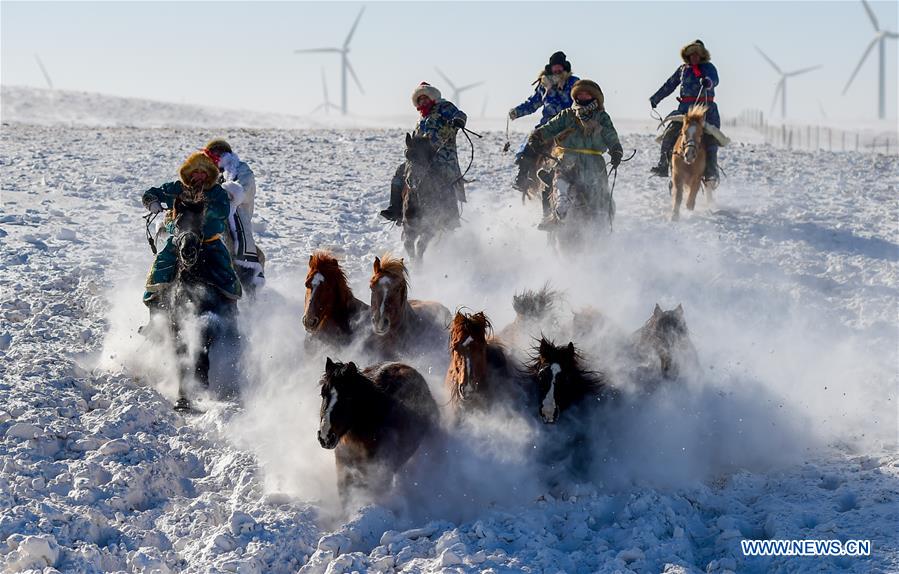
(1, 93, 898, 573)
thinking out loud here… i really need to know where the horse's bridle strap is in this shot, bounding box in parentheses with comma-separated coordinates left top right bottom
(202, 234, 222, 244)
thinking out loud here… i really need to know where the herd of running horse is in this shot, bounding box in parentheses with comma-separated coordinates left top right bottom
(304, 252, 700, 501)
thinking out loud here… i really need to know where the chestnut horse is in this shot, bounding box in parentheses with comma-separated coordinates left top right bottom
(670, 105, 711, 221)
(368, 254, 451, 358)
(445, 311, 524, 416)
(316, 358, 439, 502)
(303, 251, 370, 348)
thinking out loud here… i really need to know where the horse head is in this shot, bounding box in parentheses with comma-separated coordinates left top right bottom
(370, 254, 408, 336)
(404, 132, 436, 190)
(529, 338, 598, 424)
(304, 251, 350, 332)
(643, 303, 691, 378)
(172, 198, 205, 271)
(446, 310, 492, 404)
(317, 357, 363, 449)
(512, 285, 560, 321)
(680, 104, 707, 165)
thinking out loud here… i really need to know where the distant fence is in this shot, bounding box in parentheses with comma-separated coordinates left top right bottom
(723, 109, 898, 154)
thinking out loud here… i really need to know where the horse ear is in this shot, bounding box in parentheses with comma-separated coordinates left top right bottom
(567, 341, 575, 355)
(325, 357, 335, 374)
(539, 337, 550, 354)
(405, 133, 412, 147)
(653, 303, 663, 317)
(309, 254, 314, 266)
(674, 304, 684, 318)
(346, 361, 358, 374)
(373, 257, 381, 275)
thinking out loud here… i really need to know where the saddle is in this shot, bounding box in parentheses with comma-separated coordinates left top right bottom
(656, 114, 731, 146)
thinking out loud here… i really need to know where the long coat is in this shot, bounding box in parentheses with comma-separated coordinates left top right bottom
(651, 62, 720, 127)
(413, 99, 468, 205)
(512, 71, 580, 127)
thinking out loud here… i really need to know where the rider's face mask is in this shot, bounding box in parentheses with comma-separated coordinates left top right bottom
(575, 95, 594, 106)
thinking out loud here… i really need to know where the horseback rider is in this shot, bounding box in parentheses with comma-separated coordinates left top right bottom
(509, 51, 580, 195)
(649, 39, 720, 184)
(380, 82, 468, 224)
(527, 80, 623, 230)
(203, 139, 265, 292)
(142, 151, 242, 307)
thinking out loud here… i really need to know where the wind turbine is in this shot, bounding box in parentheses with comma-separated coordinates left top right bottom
(842, 0, 898, 119)
(311, 68, 340, 115)
(755, 46, 820, 118)
(34, 54, 54, 90)
(295, 6, 365, 115)
(434, 68, 484, 107)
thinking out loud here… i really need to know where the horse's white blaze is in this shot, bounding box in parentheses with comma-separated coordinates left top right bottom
(462, 336, 473, 347)
(377, 277, 392, 320)
(542, 363, 561, 420)
(309, 272, 325, 304)
(320, 388, 338, 436)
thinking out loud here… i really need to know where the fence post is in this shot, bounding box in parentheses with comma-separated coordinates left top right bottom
(856, 132, 859, 151)
(828, 128, 832, 151)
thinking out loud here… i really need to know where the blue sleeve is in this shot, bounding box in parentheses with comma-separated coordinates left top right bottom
(437, 100, 466, 127)
(651, 67, 683, 104)
(142, 181, 182, 209)
(513, 86, 545, 118)
(704, 63, 719, 87)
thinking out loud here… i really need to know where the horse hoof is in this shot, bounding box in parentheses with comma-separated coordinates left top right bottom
(174, 398, 192, 412)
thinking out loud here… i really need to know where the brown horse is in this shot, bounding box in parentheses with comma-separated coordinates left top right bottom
(303, 251, 370, 349)
(317, 357, 439, 502)
(525, 338, 609, 424)
(368, 254, 451, 358)
(670, 105, 710, 221)
(445, 310, 524, 415)
(631, 304, 700, 382)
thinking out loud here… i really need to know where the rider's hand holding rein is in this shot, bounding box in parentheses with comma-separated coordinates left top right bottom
(148, 201, 163, 215)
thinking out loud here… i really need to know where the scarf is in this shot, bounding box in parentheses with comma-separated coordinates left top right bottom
(417, 100, 435, 118)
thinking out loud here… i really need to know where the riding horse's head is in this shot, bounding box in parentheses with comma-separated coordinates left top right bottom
(528, 338, 599, 424)
(643, 303, 691, 378)
(317, 357, 365, 449)
(404, 132, 436, 190)
(680, 104, 707, 165)
(303, 251, 351, 332)
(369, 254, 408, 336)
(446, 310, 492, 404)
(172, 198, 205, 271)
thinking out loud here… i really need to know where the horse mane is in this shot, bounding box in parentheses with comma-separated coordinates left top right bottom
(449, 310, 493, 348)
(308, 251, 354, 304)
(370, 253, 409, 291)
(524, 337, 606, 395)
(686, 104, 708, 124)
(512, 284, 560, 319)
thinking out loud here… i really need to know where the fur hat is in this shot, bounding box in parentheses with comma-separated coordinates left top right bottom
(681, 40, 710, 63)
(570, 79, 604, 108)
(545, 51, 571, 73)
(411, 82, 441, 107)
(179, 151, 220, 191)
(205, 139, 232, 155)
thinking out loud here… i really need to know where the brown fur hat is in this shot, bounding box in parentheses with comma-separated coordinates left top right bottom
(570, 79, 604, 108)
(179, 151, 220, 191)
(681, 40, 710, 63)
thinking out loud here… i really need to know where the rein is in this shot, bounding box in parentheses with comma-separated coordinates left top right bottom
(144, 211, 160, 254)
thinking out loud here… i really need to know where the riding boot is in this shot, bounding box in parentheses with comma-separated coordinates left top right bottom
(650, 122, 680, 177)
(537, 168, 554, 217)
(702, 135, 719, 187)
(379, 164, 405, 223)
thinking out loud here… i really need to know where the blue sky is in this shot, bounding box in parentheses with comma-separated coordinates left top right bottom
(2, 1, 897, 122)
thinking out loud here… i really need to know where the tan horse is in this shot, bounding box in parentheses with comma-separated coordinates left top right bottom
(367, 254, 451, 358)
(670, 105, 711, 221)
(303, 251, 370, 349)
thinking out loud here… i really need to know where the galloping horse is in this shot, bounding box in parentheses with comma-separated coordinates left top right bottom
(367, 254, 451, 358)
(631, 304, 700, 383)
(445, 311, 524, 416)
(303, 251, 370, 349)
(497, 285, 566, 360)
(317, 358, 439, 502)
(670, 105, 711, 220)
(526, 338, 609, 425)
(401, 133, 460, 261)
(158, 197, 239, 412)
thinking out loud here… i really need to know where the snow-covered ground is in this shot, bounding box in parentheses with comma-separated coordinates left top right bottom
(1, 94, 897, 574)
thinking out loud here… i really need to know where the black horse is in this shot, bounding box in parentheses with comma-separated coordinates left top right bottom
(151, 198, 239, 412)
(401, 133, 460, 261)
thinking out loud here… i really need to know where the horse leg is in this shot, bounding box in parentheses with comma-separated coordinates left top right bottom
(172, 319, 193, 412)
(195, 323, 212, 388)
(685, 177, 700, 211)
(671, 177, 683, 221)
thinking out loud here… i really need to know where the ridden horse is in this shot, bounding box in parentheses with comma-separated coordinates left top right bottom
(445, 311, 524, 416)
(401, 133, 460, 261)
(631, 304, 700, 383)
(303, 251, 370, 349)
(316, 358, 439, 502)
(670, 105, 710, 220)
(156, 197, 239, 412)
(367, 254, 451, 358)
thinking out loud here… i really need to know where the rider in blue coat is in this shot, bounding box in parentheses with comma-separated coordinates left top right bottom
(649, 40, 720, 183)
(509, 51, 579, 193)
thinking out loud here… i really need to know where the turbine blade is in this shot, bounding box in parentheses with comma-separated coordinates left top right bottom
(457, 81, 485, 92)
(786, 65, 821, 77)
(346, 59, 365, 94)
(770, 79, 784, 115)
(885, 31, 898, 39)
(344, 6, 365, 50)
(861, 0, 879, 31)
(34, 54, 53, 90)
(842, 35, 879, 93)
(434, 67, 455, 90)
(295, 47, 342, 54)
(755, 45, 782, 74)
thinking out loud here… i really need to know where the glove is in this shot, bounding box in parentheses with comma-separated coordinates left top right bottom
(701, 77, 713, 89)
(148, 201, 163, 215)
(649, 96, 658, 109)
(452, 117, 466, 129)
(610, 151, 622, 169)
(508, 108, 518, 120)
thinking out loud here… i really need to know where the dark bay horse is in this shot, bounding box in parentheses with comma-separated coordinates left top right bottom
(367, 254, 450, 358)
(401, 133, 460, 261)
(444, 311, 524, 417)
(316, 358, 439, 502)
(631, 304, 700, 383)
(303, 251, 370, 349)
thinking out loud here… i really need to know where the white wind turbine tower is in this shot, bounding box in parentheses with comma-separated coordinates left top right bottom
(311, 68, 340, 115)
(842, 0, 897, 119)
(755, 46, 820, 118)
(434, 68, 484, 107)
(295, 6, 365, 115)
(34, 54, 54, 90)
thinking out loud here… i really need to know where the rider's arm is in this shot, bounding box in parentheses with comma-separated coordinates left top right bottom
(142, 181, 182, 210)
(702, 63, 719, 88)
(205, 186, 231, 223)
(650, 66, 683, 106)
(511, 86, 545, 118)
(599, 112, 623, 156)
(439, 100, 467, 128)
(532, 109, 573, 142)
